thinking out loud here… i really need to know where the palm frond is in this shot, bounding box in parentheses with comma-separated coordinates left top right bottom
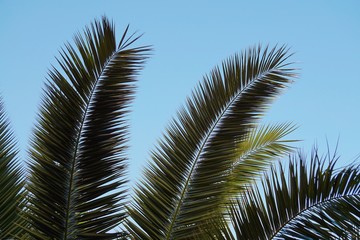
(226, 122, 296, 194)
(25, 17, 150, 239)
(127, 46, 296, 239)
(228, 147, 360, 239)
(197, 123, 296, 238)
(185, 123, 296, 240)
(0, 99, 25, 238)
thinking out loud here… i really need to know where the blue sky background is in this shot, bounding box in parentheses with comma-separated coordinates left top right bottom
(0, 1, 359, 184)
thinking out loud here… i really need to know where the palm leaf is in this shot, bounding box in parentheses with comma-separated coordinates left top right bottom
(186, 123, 297, 240)
(228, 147, 360, 239)
(0, 99, 25, 238)
(197, 122, 297, 239)
(24, 17, 150, 239)
(127, 46, 296, 239)
(226, 122, 296, 195)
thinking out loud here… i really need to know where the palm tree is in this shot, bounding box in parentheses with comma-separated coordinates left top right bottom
(0, 16, 359, 239)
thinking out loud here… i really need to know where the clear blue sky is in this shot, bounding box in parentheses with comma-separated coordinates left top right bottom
(0, 1, 359, 184)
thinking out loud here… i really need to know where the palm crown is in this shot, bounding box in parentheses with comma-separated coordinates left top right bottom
(0, 16, 359, 240)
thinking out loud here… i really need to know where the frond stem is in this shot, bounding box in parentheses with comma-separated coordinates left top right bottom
(63, 50, 117, 239)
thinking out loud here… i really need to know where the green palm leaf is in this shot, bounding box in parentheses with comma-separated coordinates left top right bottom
(186, 123, 297, 240)
(228, 148, 360, 239)
(0, 99, 25, 238)
(197, 122, 297, 239)
(127, 46, 296, 239)
(226, 122, 296, 194)
(24, 17, 150, 239)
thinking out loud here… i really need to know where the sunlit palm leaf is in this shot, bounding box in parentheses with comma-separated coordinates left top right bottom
(228, 148, 360, 239)
(185, 123, 296, 240)
(226, 122, 296, 195)
(25, 17, 150, 239)
(196, 123, 296, 238)
(0, 99, 25, 238)
(127, 46, 296, 239)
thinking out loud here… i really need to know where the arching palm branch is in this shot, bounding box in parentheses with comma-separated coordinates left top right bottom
(23, 17, 150, 239)
(127, 45, 297, 239)
(0, 100, 26, 239)
(225, 148, 360, 239)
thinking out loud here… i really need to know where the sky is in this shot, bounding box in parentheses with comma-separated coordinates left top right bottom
(0, 1, 359, 185)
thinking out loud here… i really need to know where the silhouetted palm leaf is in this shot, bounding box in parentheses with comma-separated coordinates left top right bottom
(127, 46, 296, 239)
(227, 148, 360, 239)
(0, 99, 25, 238)
(24, 17, 150, 239)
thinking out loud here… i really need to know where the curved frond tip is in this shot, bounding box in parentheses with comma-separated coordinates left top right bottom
(25, 16, 150, 239)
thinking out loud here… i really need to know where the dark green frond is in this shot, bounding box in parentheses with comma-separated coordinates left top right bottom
(25, 17, 150, 239)
(0, 99, 25, 238)
(229, 148, 360, 239)
(127, 46, 296, 239)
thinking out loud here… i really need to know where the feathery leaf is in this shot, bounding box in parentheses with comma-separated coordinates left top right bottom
(226, 122, 296, 195)
(25, 16, 150, 239)
(227, 147, 360, 239)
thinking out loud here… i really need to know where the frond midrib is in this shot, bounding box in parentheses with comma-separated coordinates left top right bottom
(63, 51, 117, 239)
(270, 193, 360, 239)
(166, 68, 274, 239)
